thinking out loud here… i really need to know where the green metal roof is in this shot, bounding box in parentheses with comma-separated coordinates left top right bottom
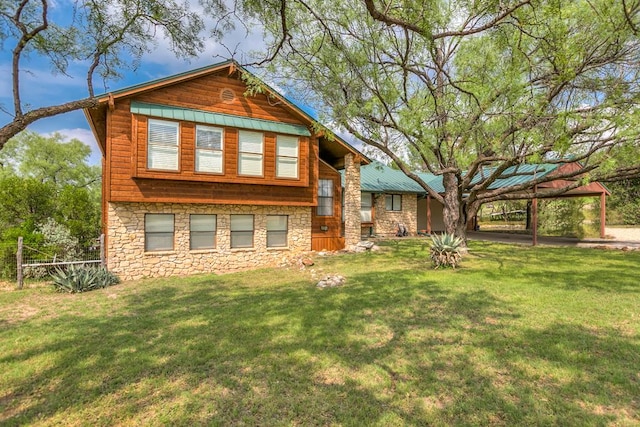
(341, 161, 426, 193)
(472, 163, 559, 189)
(344, 161, 562, 195)
(130, 101, 311, 137)
(415, 164, 560, 194)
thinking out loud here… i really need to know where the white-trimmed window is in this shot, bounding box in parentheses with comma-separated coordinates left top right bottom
(276, 135, 299, 178)
(230, 214, 254, 248)
(147, 119, 179, 171)
(190, 214, 216, 250)
(195, 125, 223, 173)
(361, 192, 373, 222)
(317, 179, 334, 216)
(267, 215, 288, 248)
(145, 214, 174, 251)
(238, 130, 263, 176)
(386, 194, 402, 211)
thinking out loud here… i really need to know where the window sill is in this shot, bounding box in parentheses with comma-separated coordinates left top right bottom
(144, 250, 177, 256)
(189, 248, 219, 254)
(230, 247, 255, 252)
(267, 247, 290, 251)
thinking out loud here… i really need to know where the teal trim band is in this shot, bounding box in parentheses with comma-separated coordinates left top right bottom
(131, 101, 311, 137)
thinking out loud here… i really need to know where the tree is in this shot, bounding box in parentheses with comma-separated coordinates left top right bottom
(607, 177, 640, 224)
(239, 0, 640, 239)
(0, 0, 223, 148)
(0, 132, 101, 247)
(0, 131, 100, 187)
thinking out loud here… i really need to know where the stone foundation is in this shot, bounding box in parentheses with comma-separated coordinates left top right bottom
(373, 194, 418, 236)
(107, 202, 311, 280)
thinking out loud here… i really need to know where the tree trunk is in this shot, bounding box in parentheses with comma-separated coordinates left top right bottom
(442, 172, 468, 241)
(441, 173, 483, 247)
(526, 200, 533, 230)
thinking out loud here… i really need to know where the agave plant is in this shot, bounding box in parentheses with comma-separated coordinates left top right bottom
(430, 233, 464, 269)
(50, 265, 120, 293)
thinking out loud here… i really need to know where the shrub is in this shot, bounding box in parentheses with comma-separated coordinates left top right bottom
(430, 233, 463, 269)
(50, 265, 119, 293)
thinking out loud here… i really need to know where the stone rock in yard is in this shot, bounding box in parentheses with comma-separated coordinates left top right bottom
(357, 240, 375, 249)
(316, 274, 346, 289)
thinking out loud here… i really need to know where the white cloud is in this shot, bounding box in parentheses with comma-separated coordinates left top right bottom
(140, 1, 268, 73)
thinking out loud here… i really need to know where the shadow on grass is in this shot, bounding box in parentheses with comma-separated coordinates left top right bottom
(468, 241, 640, 294)
(1, 242, 638, 425)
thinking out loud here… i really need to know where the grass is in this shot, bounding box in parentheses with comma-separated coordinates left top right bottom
(1, 240, 639, 426)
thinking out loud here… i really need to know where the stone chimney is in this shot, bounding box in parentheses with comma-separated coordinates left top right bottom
(343, 153, 361, 248)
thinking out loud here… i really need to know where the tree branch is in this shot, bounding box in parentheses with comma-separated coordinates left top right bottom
(0, 97, 100, 150)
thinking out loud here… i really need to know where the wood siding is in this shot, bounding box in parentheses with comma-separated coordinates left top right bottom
(105, 71, 319, 206)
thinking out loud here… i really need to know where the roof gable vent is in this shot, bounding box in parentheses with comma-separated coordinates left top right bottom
(220, 88, 236, 103)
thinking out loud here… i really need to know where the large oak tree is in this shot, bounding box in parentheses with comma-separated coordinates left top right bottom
(239, 0, 640, 238)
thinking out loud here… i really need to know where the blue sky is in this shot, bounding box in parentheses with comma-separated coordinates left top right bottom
(0, 1, 283, 165)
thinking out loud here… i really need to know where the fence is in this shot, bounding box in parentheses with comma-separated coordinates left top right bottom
(14, 234, 105, 289)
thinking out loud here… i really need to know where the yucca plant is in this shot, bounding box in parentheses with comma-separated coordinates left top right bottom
(50, 265, 120, 293)
(430, 233, 464, 269)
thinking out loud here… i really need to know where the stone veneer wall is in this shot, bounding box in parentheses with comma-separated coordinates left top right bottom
(107, 202, 311, 280)
(373, 194, 418, 236)
(343, 153, 362, 247)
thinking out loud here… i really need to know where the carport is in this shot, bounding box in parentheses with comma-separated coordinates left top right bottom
(418, 162, 610, 244)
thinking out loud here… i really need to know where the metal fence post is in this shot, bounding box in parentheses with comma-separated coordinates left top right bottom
(16, 237, 23, 289)
(99, 234, 106, 268)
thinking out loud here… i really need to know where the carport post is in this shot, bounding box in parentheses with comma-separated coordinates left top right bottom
(426, 195, 432, 234)
(600, 192, 606, 239)
(532, 187, 538, 246)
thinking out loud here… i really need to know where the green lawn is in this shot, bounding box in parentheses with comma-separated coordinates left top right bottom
(1, 240, 639, 426)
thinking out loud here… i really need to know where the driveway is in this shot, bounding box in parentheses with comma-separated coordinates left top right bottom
(468, 227, 640, 249)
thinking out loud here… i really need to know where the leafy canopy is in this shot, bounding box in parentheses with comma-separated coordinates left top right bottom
(240, 0, 640, 235)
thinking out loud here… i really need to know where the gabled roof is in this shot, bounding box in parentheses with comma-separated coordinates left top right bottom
(85, 60, 369, 165)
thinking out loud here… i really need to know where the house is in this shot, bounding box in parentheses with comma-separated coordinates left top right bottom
(84, 61, 368, 280)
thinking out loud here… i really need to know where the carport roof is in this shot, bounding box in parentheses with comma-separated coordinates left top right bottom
(348, 162, 563, 195)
